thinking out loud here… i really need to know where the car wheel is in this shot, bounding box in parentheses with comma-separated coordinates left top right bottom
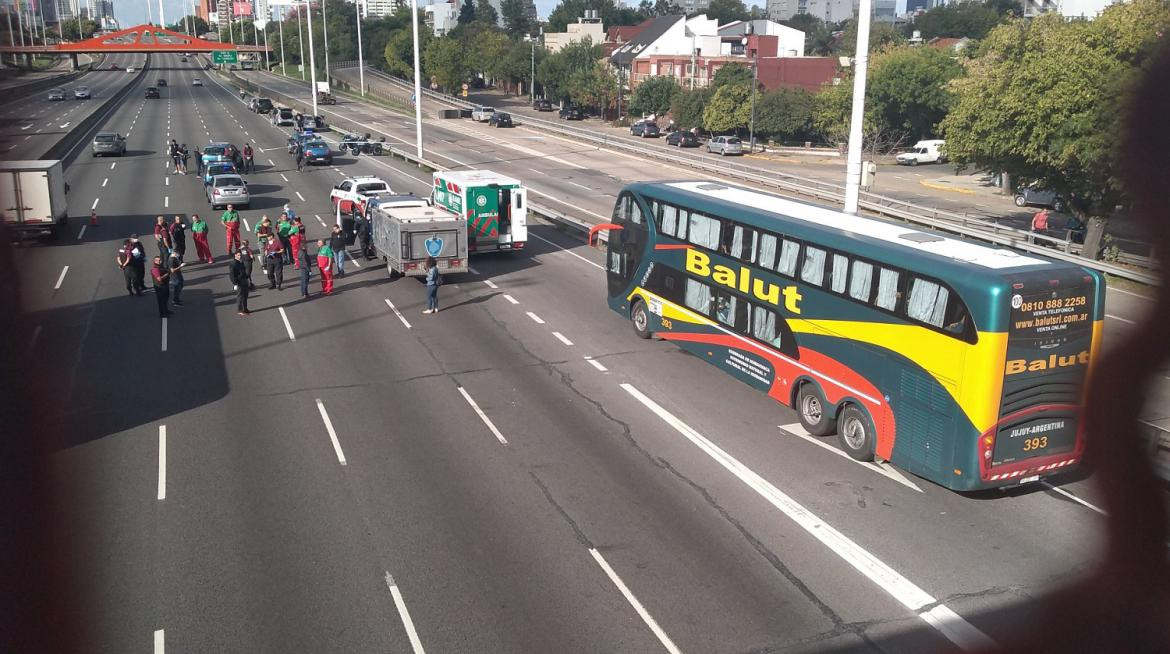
(909, 159, 918, 166)
(631, 299, 651, 340)
(1014, 195, 1027, 207)
(797, 383, 837, 437)
(837, 404, 876, 462)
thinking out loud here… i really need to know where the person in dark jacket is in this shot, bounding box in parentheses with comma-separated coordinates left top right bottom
(329, 224, 346, 277)
(151, 256, 171, 318)
(128, 234, 147, 295)
(168, 253, 185, 306)
(116, 239, 137, 296)
(264, 233, 285, 290)
(239, 240, 256, 290)
(298, 244, 313, 297)
(154, 215, 172, 259)
(423, 256, 440, 314)
(229, 250, 250, 315)
(170, 215, 187, 261)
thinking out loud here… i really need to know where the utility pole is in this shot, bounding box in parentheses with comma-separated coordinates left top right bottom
(296, 4, 304, 80)
(321, 0, 330, 86)
(749, 57, 757, 153)
(158, 0, 166, 28)
(843, 0, 873, 215)
(278, 6, 286, 74)
(690, 36, 696, 91)
(306, 0, 318, 116)
(356, 0, 364, 95)
(410, 0, 422, 159)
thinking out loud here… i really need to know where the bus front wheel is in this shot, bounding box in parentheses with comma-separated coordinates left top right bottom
(631, 300, 652, 339)
(797, 384, 836, 436)
(838, 405, 876, 462)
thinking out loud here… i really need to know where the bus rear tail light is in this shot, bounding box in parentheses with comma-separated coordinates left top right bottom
(513, 242, 525, 249)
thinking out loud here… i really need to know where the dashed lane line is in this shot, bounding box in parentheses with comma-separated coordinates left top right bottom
(552, 331, 574, 346)
(526, 311, 545, 325)
(278, 307, 296, 341)
(53, 265, 69, 290)
(157, 425, 167, 500)
(482, 279, 498, 289)
(384, 572, 426, 654)
(315, 399, 347, 465)
(457, 386, 508, 445)
(589, 548, 682, 654)
(384, 299, 412, 329)
(502, 294, 519, 305)
(584, 356, 608, 372)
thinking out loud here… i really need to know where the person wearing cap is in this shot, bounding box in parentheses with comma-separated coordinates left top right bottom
(191, 214, 213, 263)
(229, 250, 251, 315)
(151, 255, 172, 318)
(264, 232, 285, 290)
(128, 234, 147, 294)
(221, 204, 241, 254)
(170, 215, 187, 262)
(298, 243, 313, 298)
(316, 239, 334, 295)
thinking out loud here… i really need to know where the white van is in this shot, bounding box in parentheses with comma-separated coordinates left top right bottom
(895, 139, 947, 166)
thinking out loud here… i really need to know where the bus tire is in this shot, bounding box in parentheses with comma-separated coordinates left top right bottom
(797, 383, 836, 436)
(631, 300, 652, 339)
(838, 404, 876, 462)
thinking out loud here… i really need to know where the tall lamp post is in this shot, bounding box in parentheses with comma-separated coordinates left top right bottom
(296, 3, 304, 80)
(321, 0, 330, 86)
(741, 23, 758, 154)
(409, 0, 422, 158)
(355, 0, 364, 95)
(843, 0, 874, 215)
(304, 0, 318, 116)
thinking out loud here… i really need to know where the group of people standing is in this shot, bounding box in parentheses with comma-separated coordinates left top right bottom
(226, 206, 339, 316)
(117, 215, 191, 318)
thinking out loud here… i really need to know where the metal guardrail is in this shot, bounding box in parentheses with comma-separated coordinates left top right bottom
(331, 64, 1159, 286)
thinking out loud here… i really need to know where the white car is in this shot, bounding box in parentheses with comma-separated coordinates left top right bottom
(895, 139, 947, 166)
(73, 86, 91, 99)
(470, 106, 495, 122)
(192, 77, 203, 86)
(126, 66, 136, 73)
(46, 87, 65, 101)
(330, 176, 394, 216)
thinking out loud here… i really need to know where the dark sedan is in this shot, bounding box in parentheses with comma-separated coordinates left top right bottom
(488, 112, 514, 128)
(665, 130, 699, 147)
(145, 87, 160, 99)
(533, 98, 552, 111)
(631, 120, 660, 138)
(559, 106, 583, 120)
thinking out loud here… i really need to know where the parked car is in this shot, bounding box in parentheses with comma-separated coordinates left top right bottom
(706, 135, 743, 156)
(206, 175, 250, 210)
(157, 78, 167, 87)
(317, 91, 336, 105)
(272, 107, 295, 126)
(73, 86, 91, 99)
(46, 87, 65, 101)
(145, 87, 160, 99)
(471, 105, 496, 122)
(126, 66, 135, 73)
(895, 139, 947, 166)
(300, 139, 333, 165)
(631, 120, 660, 138)
(488, 112, 513, 128)
(202, 142, 243, 168)
(665, 131, 699, 148)
(559, 106, 583, 121)
(202, 161, 238, 186)
(252, 97, 274, 113)
(533, 98, 552, 111)
(91, 132, 126, 157)
(1014, 186, 1067, 212)
(192, 77, 203, 86)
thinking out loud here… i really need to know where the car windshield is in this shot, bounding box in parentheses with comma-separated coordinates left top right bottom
(725, 137, 741, 144)
(306, 141, 327, 149)
(279, 109, 293, 117)
(357, 183, 388, 193)
(216, 177, 243, 187)
(258, 99, 272, 107)
(204, 146, 226, 156)
(210, 164, 234, 173)
(95, 134, 116, 143)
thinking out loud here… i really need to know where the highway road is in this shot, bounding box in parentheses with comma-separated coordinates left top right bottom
(0, 53, 146, 161)
(9, 53, 1165, 652)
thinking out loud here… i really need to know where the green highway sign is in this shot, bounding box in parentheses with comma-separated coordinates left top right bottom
(211, 50, 239, 64)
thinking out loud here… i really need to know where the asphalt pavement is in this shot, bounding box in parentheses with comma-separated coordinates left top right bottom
(12, 53, 1162, 652)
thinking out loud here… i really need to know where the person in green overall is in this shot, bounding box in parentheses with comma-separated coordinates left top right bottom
(191, 214, 213, 263)
(221, 204, 241, 253)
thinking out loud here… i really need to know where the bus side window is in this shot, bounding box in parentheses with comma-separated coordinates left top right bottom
(688, 212, 721, 250)
(830, 253, 849, 294)
(849, 260, 873, 302)
(715, 292, 747, 330)
(684, 278, 713, 316)
(800, 246, 827, 287)
(875, 267, 900, 311)
(776, 239, 800, 277)
(906, 277, 950, 328)
(757, 233, 778, 269)
(751, 306, 784, 350)
(661, 205, 680, 238)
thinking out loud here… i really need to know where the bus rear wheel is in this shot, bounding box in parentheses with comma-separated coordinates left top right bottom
(838, 405, 876, 462)
(797, 384, 836, 436)
(631, 300, 651, 339)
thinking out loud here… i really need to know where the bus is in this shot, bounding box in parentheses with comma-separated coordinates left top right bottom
(598, 181, 1105, 491)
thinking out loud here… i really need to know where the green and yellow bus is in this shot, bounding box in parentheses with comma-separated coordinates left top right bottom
(598, 181, 1104, 491)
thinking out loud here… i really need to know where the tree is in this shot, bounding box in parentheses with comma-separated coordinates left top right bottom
(169, 16, 211, 35)
(501, 0, 533, 38)
(469, 29, 513, 86)
(835, 19, 903, 57)
(60, 19, 99, 41)
(568, 61, 620, 116)
(783, 13, 832, 55)
(384, 23, 433, 78)
(703, 83, 752, 133)
(547, 0, 643, 32)
(705, 0, 750, 24)
(755, 87, 816, 143)
(867, 46, 962, 143)
(458, 0, 477, 25)
(670, 88, 711, 131)
(629, 75, 681, 117)
(710, 63, 751, 92)
(537, 37, 602, 102)
(906, 0, 1015, 41)
(940, 0, 1170, 257)
(424, 36, 467, 92)
(476, 0, 500, 27)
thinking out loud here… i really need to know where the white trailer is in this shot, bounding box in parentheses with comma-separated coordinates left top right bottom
(0, 160, 68, 239)
(368, 196, 470, 277)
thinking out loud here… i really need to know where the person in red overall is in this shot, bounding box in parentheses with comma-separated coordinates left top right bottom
(289, 217, 305, 268)
(191, 214, 213, 263)
(316, 239, 334, 295)
(221, 204, 241, 253)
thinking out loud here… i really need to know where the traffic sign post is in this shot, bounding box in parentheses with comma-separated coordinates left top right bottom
(212, 50, 239, 65)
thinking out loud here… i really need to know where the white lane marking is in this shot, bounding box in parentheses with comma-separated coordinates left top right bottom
(778, 424, 923, 492)
(77, 224, 87, 240)
(526, 311, 545, 324)
(384, 299, 412, 329)
(154, 629, 164, 654)
(268, 158, 275, 165)
(584, 356, 608, 372)
(164, 196, 169, 208)
(295, 191, 306, 202)
(161, 317, 168, 352)
(317, 216, 327, 227)
(622, 383, 997, 652)
(483, 279, 498, 289)
(110, 162, 116, 169)
(457, 386, 508, 445)
(102, 177, 108, 187)
(278, 307, 296, 341)
(1041, 481, 1105, 515)
(243, 219, 251, 232)
(165, 177, 169, 186)
(316, 399, 347, 465)
(588, 548, 682, 654)
(1110, 286, 1153, 301)
(502, 294, 519, 305)
(251, 138, 257, 144)
(529, 233, 605, 271)
(553, 331, 574, 346)
(157, 425, 167, 500)
(384, 572, 426, 654)
(280, 173, 289, 182)
(567, 180, 593, 191)
(346, 251, 362, 267)
(53, 266, 69, 290)
(91, 197, 100, 210)
(468, 266, 480, 275)
(1105, 313, 1135, 325)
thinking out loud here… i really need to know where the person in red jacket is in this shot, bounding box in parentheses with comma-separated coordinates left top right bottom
(316, 239, 334, 295)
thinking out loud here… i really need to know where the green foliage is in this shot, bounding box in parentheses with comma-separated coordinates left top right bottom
(458, 1, 477, 25)
(782, 14, 833, 56)
(168, 16, 211, 35)
(670, 88, 710, 131)
(629, 76, 681, 117)
(703, 83, 752, 133)
(500, 0, 533, 38)
(940, 0, 1170, 218)
(811, 78, 854, 145)
(382, 21, 434, 77)
(424, 36, 467, 92)
(476, 0, 500, 27)
(564, 62, 620, 114)
(537, 37, 602, 102)
(705, 0, 750, 24)
(638, 0, 682, 16)
(60, 19, 100, 41)
(547, 0, 643, 32)
(867, 46, 962, 142)
(836, 19, 904, 57)
(755, 87, 817, 142)
(710, 63, 751, 92)
(906, 0, 1017, 41)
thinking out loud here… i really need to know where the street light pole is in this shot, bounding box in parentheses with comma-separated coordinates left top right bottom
(749, 59, 757, 153)
(410, 0, 422, 159)
(356, 0, 364, 96)
(306, 0, 318, 117)
(321, 0, 330, 85)
(278, 7, 287, 74)
(158, 0, 165, 28)
(296, 4, 304, 80)
(843, 0, 874, 215)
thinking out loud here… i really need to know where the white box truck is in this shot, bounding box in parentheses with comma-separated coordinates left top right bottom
(0, 160, 68, 239)
(368, 195, 469, 277)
